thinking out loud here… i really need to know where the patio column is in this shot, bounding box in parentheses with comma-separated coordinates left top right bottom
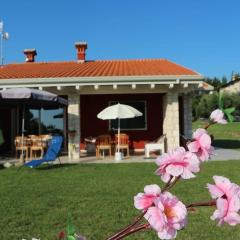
(67, 94, 80, 160)
(163, 92, 180, 151)
(183, 94, 192, 139)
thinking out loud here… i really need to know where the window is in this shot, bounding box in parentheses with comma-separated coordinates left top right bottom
(26, 108, 64, 135)
(109, 101, 147, 130)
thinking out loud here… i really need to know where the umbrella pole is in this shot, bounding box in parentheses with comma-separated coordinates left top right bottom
(38, 109, 42, 134)
(21, 106, 25, 163)
(118, 118, 120, 153)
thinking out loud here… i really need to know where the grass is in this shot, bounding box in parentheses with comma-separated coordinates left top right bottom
(193, 121, 240, 150)
(1, 162, 240, 239)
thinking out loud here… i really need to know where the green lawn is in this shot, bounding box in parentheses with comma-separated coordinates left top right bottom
(193, 121, 240, 150)
(1, 162, 240, 239)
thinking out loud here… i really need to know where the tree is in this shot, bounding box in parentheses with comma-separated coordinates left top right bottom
(194, 93, 218, 119)
(192, 92, 240, 120)
(205, 76, 228, 89)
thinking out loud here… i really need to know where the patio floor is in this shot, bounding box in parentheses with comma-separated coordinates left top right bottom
(0, 152, 155, 166)
(0, 147, 239, 167)
(67, 153, 155, 164)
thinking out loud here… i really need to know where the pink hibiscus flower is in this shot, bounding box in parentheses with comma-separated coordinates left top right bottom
(145, 191, 187, 239)
(134, 184, 161, 210)
(155, 147, 200, 183)
(210, 109, 227, 124)
(187, 128, 213, 161)
(207, 176, 240, 226)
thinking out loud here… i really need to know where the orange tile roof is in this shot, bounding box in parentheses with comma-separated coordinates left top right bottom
(0, 59, 200, 79)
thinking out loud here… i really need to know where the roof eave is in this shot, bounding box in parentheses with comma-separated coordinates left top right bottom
(0, 74, 204, 84)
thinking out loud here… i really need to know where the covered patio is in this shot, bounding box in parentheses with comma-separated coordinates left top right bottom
(66, 83, 198, 160)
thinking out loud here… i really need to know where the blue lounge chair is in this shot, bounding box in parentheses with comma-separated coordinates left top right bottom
(25, 135, 63, 168)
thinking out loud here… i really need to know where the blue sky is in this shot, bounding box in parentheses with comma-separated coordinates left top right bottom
(1, 0, 240, 79)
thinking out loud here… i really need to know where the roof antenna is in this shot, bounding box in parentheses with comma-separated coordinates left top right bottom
(0, 20, 9, 67)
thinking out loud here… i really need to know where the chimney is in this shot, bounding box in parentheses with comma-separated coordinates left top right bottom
(23, 49, 37, 63)
(75, 42, 87, 62)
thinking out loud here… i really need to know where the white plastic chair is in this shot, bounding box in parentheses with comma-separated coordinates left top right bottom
(145, 135, 166, 158)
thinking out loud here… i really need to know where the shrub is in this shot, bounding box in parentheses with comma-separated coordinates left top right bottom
(193, 92, 240, 120)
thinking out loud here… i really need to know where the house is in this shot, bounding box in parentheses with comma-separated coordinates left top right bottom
(220, 75, 240, 94)
(0, 42, 208, 160)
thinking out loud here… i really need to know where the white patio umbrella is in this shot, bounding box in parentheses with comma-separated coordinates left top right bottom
(97, 103, 142, 160)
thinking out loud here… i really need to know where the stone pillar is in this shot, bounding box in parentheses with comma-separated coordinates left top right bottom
(67, 94, 80, 160)
(183, 94, 192, 139)
(163, 92, 180, 151)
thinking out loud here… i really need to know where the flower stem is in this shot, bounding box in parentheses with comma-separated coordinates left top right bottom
(162, 176, 181, 192)
(161, 176, 173, 192)
(106, 210, 147, 240)
(204, 122, 215, 130)
(186, 199, 216, 208)
(113, 223, 150, 240)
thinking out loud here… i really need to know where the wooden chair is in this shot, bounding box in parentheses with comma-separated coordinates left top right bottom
(15, 136, 29, 160)
(29, 136, 45, 159)
(39, 134, 52, 149)
(95, 134, 112, 158)
(115, 133, 130, 158)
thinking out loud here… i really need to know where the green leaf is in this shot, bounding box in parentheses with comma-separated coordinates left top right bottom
(218, 93, 235, 122)
(223, 107, 235, 122)
(67, 236, 76, 240)
(67, 213, 76, 236)
(225, 114, 234, 122)
(224, 107, 235, 114)
(218, 93, 224, 109)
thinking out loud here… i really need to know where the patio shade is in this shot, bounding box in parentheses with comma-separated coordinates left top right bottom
(97, 103, 142, 160)
(0, 87, 68, 161)
(0, 87, 67, 108)
(97, 103, 142, 120)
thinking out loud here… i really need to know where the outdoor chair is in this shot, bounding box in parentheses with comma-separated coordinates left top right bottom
(144, 134, 166, 158)
(39, 134, 52, 142)
(29, 135, 45, 159)
(25, 135, 63, 168)
(95, 134, 112, 158)
(115, 133, 130, 158)
(39, 134, 52, 150)
(15, 136, 30, 160)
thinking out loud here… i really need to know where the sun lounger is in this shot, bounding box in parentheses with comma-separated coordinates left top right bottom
(25, 135, 63, 168)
